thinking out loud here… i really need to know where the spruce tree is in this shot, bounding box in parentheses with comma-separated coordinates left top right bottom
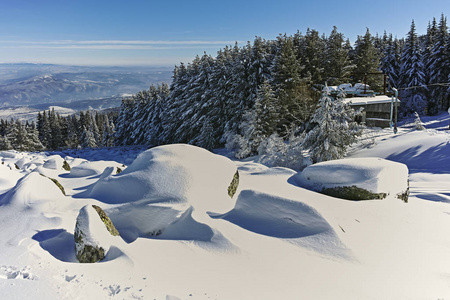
(353, 28, 382, 92)
(324, 26, 354, 85)
(302, 88, 363, 163)
(429, 14, 449, 112)
(399, 20, 427, 114)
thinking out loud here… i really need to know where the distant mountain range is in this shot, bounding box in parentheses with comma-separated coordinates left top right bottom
(0, 63, 172, 119)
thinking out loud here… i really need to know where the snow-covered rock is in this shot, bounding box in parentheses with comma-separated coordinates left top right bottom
(43, 155, 65, 170)
(74, 204, 120, 263)
(0, 172, 64, 206)
(294, 157, 409, 200)
(88, 144, 239, 206)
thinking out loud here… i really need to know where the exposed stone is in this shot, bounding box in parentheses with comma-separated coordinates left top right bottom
(92, 205, 120, 236)
(62, 160, 71, 171)
(116, 167, 122, 174)
(74, 234, 105, 263)
(396, 180, 409, 203)
(227, 170, 239, 198)
(74, 204, 119, 263)
(39, 173, 66, 196)
(320, 186, 387, 201)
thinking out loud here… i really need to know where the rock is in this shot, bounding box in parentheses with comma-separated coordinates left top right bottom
(74, 205, 119, 263)
(294, 157, 409, 201)
(227, 171, 239, 198)
(62, 160, 71, 171)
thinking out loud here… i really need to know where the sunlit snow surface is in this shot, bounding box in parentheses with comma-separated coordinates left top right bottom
(0, 113, 450, 299)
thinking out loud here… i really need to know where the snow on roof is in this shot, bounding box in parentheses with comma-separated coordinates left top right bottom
(345, 95, 400, 105)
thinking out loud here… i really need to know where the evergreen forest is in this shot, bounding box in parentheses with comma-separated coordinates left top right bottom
(1, 14, 449, 164)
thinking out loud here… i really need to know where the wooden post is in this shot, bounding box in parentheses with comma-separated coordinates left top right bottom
(394, 88, 398, 134)
(364, 74, 367, 94)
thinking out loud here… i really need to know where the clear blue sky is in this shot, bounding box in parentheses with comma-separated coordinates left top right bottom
(0, 0, 448, 66)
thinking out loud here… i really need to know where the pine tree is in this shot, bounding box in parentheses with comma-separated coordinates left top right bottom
(381, 34, 402, 88)
(301, 28, 325, 83)
(399, 20, 427, 114)
(429, 14, 449, 112)
(80, 125, 97, 148)
(197, 118, 216, 151)
(324, 26, 354, 85)
(353, 28, 382, 91)
(302, 89, 363, 163)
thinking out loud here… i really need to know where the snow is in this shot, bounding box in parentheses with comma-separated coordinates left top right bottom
(346, 95, 400, 105)
(69, 160, 122, 177)
(0, 117, 450, 299)
(294, 157, 408, 196)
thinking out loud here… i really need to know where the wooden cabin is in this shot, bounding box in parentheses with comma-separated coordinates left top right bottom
(327, 83, 400, 128)
(345, 95, 400, 128)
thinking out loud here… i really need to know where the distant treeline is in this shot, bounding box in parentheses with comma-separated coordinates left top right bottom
(0, 108, 118, 151)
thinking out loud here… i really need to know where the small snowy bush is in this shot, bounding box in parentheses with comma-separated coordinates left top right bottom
(414, 112, 425, 130)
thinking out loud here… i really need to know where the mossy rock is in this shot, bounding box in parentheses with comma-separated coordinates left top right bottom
(227, 170, 239, 198)
(39, 173, 66, 196)
(396, 180, 409, 203)
(62, 160, 71, 171)
(74, 205, 119, 263)
(92, 205, 120, 236)
(74, 231, 105, 263)
(320, 185, 387, 201)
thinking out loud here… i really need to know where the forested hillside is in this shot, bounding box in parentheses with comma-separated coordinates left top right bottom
(114, 14, 450, 155)
(1, 15, 448, 161)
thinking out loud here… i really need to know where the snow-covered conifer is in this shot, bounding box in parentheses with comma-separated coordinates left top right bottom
(302, 88, 363, 163)
(399, 20, 427, 115)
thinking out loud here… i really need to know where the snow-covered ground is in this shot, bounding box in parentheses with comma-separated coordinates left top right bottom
(0, 113, 450, 299)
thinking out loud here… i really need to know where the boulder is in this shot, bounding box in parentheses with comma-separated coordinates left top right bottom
(74, 204, 120, 263)
(294, 157, 409, 201)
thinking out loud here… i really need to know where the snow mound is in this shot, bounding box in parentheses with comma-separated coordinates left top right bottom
(0, 164, 23, 193)
(211, 190, 333, 238)
(294, 157, 408, 199)
(88, 144, 238, 206)
(64, 157, 88, 168)
(108, 202, 215, 243)
(69, 160, 122, 177)
(0, 150, 19, 159)
(15, 157, 32, 169)
(0, 172, 64, 207)
(43, 155, 65, 170)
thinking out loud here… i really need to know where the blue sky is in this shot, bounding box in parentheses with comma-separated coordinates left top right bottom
(0, 0, 448, 66)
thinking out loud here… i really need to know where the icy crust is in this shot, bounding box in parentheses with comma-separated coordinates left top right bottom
(88, 144, 238, 206)
(294, 157, 409, 199)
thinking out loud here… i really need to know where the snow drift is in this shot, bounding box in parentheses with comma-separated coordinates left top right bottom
(211, 189, 333, 238)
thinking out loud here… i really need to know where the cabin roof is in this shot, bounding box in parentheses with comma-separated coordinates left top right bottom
(344, 95, 400, 106)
